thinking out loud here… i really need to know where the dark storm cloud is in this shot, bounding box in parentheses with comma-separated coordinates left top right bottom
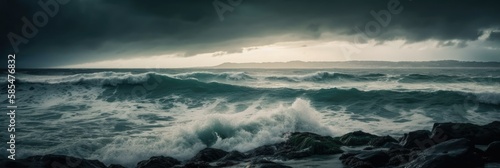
(1, 0, 500, 67)
(488, 32, 500, 42)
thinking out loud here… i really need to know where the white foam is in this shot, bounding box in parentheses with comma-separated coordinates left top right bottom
(88, 98, 334, 167)
(19, 72, 153, 85)
(474, 92, 500, 105)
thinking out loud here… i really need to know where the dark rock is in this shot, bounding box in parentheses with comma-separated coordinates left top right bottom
(339, 152, 360, 160)
(0, 155, 107, 168)
(246, 145, 278, 157)
(368, 135, 398, 147)
(355, 151, 390, 167)
(25, 155, 107, 168)
(275, 132, 343, 159)
(335, 131, 379, 146)
(0, 159, 32, 168)
(387, 148, 411, 158)
(387, 154, 410, 166)
(219, 151, 247, 161)
(430, 121, 500, 145)
(399, 130, 431, 149)
(485, 141, 500, 162)
(215, 160, 239, 167)
(183, 161, 211, 168)
(108, 164, 126, 168)
(136, 156, 181, 168)
(381, 142, 402, 149)
(340, 150, 390, 167)
(386, 148, 412, 166)
(341, 157, 374, 168)
(246, 159, 291, 168)
(402, 138, 484, 168)
(189, 148, 228, 163)
(363, 147, 374, 150)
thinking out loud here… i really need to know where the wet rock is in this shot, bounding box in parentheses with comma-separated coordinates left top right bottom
(368, 135, 398, 147)
(381, 142, 402, 149)
(485, 141, 500, 162)
(219, 151, 247, 161)
(136, 156, 181, 168)
(108, 164, 126, 168)
(387, 148, 411, 158)
(403, 138, 484, 168)
(246, 145, 279, 157)
(340, 150, 389, 167)
(246, 159, 291, 168)
(386, 148, 412, 166)
(335, 131, 379, 146)
(25, 155, 107, 168)
(189, 148, 229, 163)
(215, 160, 239, 167)
(399, 130, 431, 149)
(276, 132, 343, 159)
(339, 152, 360, 160)
(1, 155, 103, 168)
(355, 151, 390, 167)
(430, 121, 500, 145)
(183, 161, 211, 168)
(0, 159, 32, 168)
(0, 155, 107, 168)
(363, 147, 374, 150)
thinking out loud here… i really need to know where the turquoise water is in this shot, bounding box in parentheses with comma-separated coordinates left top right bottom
(1, 68, 499, 167)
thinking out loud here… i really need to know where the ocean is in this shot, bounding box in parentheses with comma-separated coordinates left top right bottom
(1, 68, 500, 167)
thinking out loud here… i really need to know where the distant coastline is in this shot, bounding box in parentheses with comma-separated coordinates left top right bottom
(209, 60, 500, 69)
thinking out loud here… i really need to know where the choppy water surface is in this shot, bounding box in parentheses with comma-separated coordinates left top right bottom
(1, 68, 499, 167)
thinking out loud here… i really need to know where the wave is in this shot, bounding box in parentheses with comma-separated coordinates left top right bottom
(95, 98, 334, 166)
(264, 71, 500, 84)
(7, 71, 499, 108)
(397, 73, 500, 83)
(16, 71, 500, 86)
(173, 71, 255, 81)
(265, 71, 385, 82)
(17, 72, 152, 85)
(12, 72, 500, 107)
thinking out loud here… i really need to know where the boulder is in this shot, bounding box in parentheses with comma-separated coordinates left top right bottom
(368, 135, 398, 147)
(246, 145, 279, 157)
(136, 156, 181, 168)
(219, 151, 247, 161)
(399, 130, 431, 149)
(26, 155, 107, 168)
(246, 159, 291, 168)
(275, 132, 343, 159)
(340, 150, 389, 167)
(485, 141, 500, 162)
(0, 155, 108, 168)
(403, 138, 484, 168)
(430, 121, 500, 145)
(335, 131, 379, 146)
(108, 164, 126, 168)
(189, 148, 229, 163)
(183, 161, 211, 168)
(386, 148, 412, 166)
(0, 159, 32, 168)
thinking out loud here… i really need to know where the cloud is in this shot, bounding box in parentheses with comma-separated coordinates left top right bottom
(487, 32, 500, 41)
(1, 0, 500, 67)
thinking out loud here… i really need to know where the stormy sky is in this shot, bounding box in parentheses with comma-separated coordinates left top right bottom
(1, 0, 500, 68)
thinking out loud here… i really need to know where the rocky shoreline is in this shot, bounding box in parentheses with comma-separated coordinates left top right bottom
(2, 121, 500, 168)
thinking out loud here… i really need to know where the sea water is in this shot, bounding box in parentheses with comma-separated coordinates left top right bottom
(1, 68, 499, 167)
